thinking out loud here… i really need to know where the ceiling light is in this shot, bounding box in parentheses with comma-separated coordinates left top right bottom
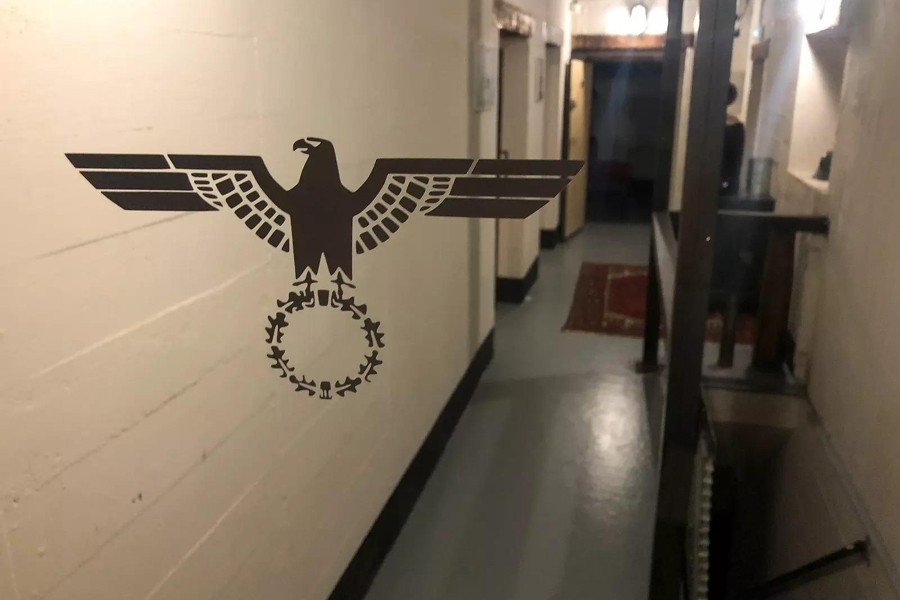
(605, 6, 631, 35)
(629, 3, 649, 36)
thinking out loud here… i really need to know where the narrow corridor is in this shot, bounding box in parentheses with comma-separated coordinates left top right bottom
(366, 223, 662, 600)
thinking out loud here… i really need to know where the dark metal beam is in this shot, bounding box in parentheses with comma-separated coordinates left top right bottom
(716, 210, 830, 234)
(649, 0, 738, 596)
(640, 0, 684, 370)
(652, 0, 685, 213)
(653, 211, 678, 342)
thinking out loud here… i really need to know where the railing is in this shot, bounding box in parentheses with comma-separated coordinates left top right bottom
(685, 395, 718, 600)
(643, 208, 830, 373)
(741, 539, 870, 599)
(644, 207, 831, 599)
(715, 210, 829, 371)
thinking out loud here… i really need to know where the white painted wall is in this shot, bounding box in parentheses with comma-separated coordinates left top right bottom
(498, 34, 544, 278)
(731, 0, 900, 595)
(487, 0, 571, 279)
(0, 2, 495, 599)
(540, 0, 573, 234)
(787, 34, 846, 179)
(666, 1, 700, 211)
(805, 0, 900, 580)
(540, 44, 564, 232)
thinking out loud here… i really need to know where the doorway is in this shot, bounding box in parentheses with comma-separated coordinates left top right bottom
(540, 44, 564, 241)
(586, 59, 663, 222)
(561, 58, 591, 239)
(494, 32, 539, 292)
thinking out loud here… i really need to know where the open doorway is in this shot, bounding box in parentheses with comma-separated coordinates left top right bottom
(560, 58, 591, 239)
(586, 59, 663, 223)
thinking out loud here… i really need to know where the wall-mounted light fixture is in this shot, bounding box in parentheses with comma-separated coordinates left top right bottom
(604, 2, 660, 36)
(570, 0, 583, 15)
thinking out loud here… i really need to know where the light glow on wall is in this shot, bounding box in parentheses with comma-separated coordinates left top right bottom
(604, 6, 631, 34)
(646, 6, 668, 35)
(799, 0, 841, 34)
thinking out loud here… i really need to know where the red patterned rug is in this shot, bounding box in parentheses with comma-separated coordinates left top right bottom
(562, 263, 757, 344)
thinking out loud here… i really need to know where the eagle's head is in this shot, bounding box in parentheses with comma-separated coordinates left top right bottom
(292, 137, 341, 191)
(293, 137, 333, 156)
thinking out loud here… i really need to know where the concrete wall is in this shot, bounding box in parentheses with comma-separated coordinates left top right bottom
(0, 2, 496, 599)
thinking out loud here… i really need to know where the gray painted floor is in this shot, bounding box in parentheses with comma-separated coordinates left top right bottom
(366, 223, 663, 600)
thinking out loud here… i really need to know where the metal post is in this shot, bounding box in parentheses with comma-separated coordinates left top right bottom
(639, 0, 683, 371)
(648, 0, 738, 597)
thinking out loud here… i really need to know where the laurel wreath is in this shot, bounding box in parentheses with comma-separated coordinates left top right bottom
(264, 274, 384, 398)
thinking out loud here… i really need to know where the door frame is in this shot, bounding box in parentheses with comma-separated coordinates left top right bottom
(557, 59, 572, 242)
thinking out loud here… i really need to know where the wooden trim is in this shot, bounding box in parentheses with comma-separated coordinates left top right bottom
(573, 33, 666, 51)
(572, 49, 665, 62)
(572, 33, 696, 52)
(716, 211, 830, 234)
(752, 230, 796, 371)
(496, 256, 539, 303)
(717, 195, 775, 211)
(328, 331, 495, 600)
(701, 374, 807, 397)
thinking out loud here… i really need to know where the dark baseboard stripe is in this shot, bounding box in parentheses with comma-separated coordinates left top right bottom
(327, 329, 495, 600)
(495, 256, 539, 303)
(540, 228, 559, 249)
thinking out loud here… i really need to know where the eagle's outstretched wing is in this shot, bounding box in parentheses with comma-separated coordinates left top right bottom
(352, 158, 583, 254)
(66, 154, 292, 253)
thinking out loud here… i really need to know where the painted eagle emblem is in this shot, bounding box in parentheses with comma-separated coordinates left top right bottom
(67, 138, 582, 398)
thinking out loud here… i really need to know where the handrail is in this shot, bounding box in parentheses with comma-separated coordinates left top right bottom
(652, 210, 678, 341)
(715, 210, 830, 234)
(700, 374, 807, 397)
(742, 539, 869, 599)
